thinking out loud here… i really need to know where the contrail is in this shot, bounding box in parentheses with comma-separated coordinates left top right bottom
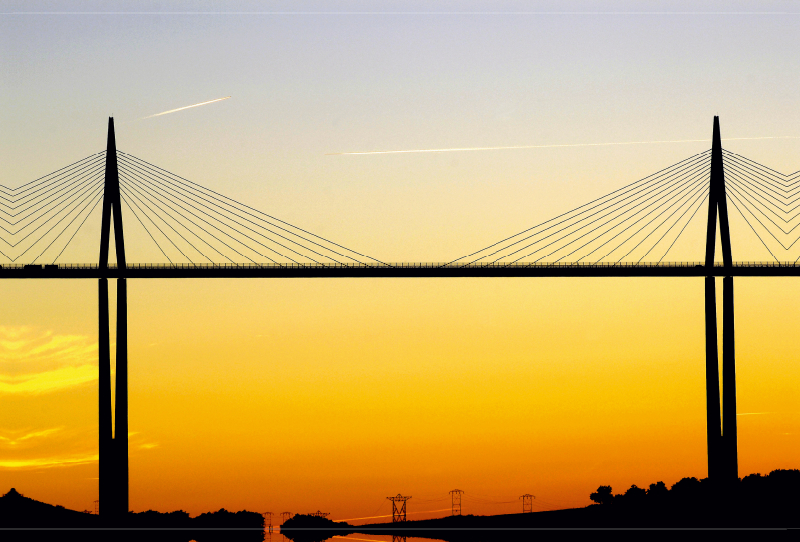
(327, 136, 800, 156)
(140, 96, 231, 120)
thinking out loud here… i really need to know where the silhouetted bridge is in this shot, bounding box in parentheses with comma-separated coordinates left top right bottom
(6, 261, 800, 278)
(4, 116, 799, 522)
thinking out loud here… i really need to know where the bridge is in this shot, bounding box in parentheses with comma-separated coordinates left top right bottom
(6, 261, 800, 278)
(3, 116, 798, 522)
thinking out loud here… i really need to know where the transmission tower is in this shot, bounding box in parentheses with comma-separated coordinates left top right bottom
(264, 511, 273, 532)
(449, 489, 464, 516)
(281, 511, 293, 524)
(310, 510, 330, 518)
(520, 494, 535, 513)
(387, 494, 411, 523)
(93, 500, 99, 515)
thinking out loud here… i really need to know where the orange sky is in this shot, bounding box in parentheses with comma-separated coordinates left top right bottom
(2, 0, 800, 523)
(2, 274, 799, 519)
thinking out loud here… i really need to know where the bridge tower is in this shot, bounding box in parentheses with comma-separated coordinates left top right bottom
(98, 117, 129, 520)
(703, 116, 738, 485)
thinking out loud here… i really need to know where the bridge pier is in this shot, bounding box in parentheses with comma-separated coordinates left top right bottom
(704, 277, 722, 481)
(722, 276, 738, 483)
(98, 278, 129, 520)
(98, 279, 112, 519)
(704, 275, 738, 485)
(115, 278, 129, 515)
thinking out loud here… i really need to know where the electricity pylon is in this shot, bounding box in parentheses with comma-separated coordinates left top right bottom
(520, 494, 535, 513)
(387, 494, 412, 523)
(449, 489, 464, 516)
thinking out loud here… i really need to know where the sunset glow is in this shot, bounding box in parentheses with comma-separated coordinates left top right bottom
(2, 0, 799, 526)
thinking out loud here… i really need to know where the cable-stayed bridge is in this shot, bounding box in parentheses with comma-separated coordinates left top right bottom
(3, 117, 800, 522)
(4, 126, 800, 276)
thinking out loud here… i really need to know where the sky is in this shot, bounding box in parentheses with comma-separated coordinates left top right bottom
(1, 0, 800, 521)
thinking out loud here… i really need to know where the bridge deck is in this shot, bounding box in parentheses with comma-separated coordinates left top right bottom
(2, 262, 800, 278)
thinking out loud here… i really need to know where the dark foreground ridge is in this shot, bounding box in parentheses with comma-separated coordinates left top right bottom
(0, 488, 264, 542)
(281, 469, 800, 541)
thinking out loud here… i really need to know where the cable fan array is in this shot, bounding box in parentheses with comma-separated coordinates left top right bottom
(0, 152, 107, 263)
(722, 150, 800, 262)
(450, 151, 713, 266)
(116, 151, 384, 266)
(8, 146, 800, 267)
(0, 150, 384, 266)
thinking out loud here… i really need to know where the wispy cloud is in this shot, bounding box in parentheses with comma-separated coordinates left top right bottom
(0, 426, 97, 470)
(0, 365, 97, 394)
(0, 427, 62, 446)
(0, 453, 97, 469)
(0, 327, 97, 395)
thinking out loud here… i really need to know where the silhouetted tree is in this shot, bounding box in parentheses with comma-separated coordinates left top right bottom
(647, 481, 669, 505)
(589, 485, 613, 505)
(670, 477, 701, 499)
(647, 481, 667, 497)
(621, 484, 647, 507)
(767, 468, 800, 488)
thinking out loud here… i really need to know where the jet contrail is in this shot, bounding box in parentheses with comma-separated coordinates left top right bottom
(327, 136, 800, 155)
(140, 96, 231, 120)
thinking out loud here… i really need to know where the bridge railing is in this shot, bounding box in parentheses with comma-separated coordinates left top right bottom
(3, 261, 800, 270)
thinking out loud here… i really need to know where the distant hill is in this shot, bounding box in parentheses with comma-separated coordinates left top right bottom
(282, 469, 800, 541)
(0, 488, 97, 528)
(0, 488, 263, 542)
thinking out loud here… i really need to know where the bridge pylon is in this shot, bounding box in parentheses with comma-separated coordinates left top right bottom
(98, 117, 129, 521)
(703, 116, 738, 486)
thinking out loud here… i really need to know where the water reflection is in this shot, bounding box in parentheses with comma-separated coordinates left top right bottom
(329, 535, 438, 542)
(276, 527, 440, 542)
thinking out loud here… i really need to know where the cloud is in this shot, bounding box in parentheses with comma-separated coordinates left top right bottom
(0, 365, 97, 394)
(0, 453, 97, 469)
(0, 427, 97, 470)
(0, 327, 97, 395)
(0, 427, 62, 445)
